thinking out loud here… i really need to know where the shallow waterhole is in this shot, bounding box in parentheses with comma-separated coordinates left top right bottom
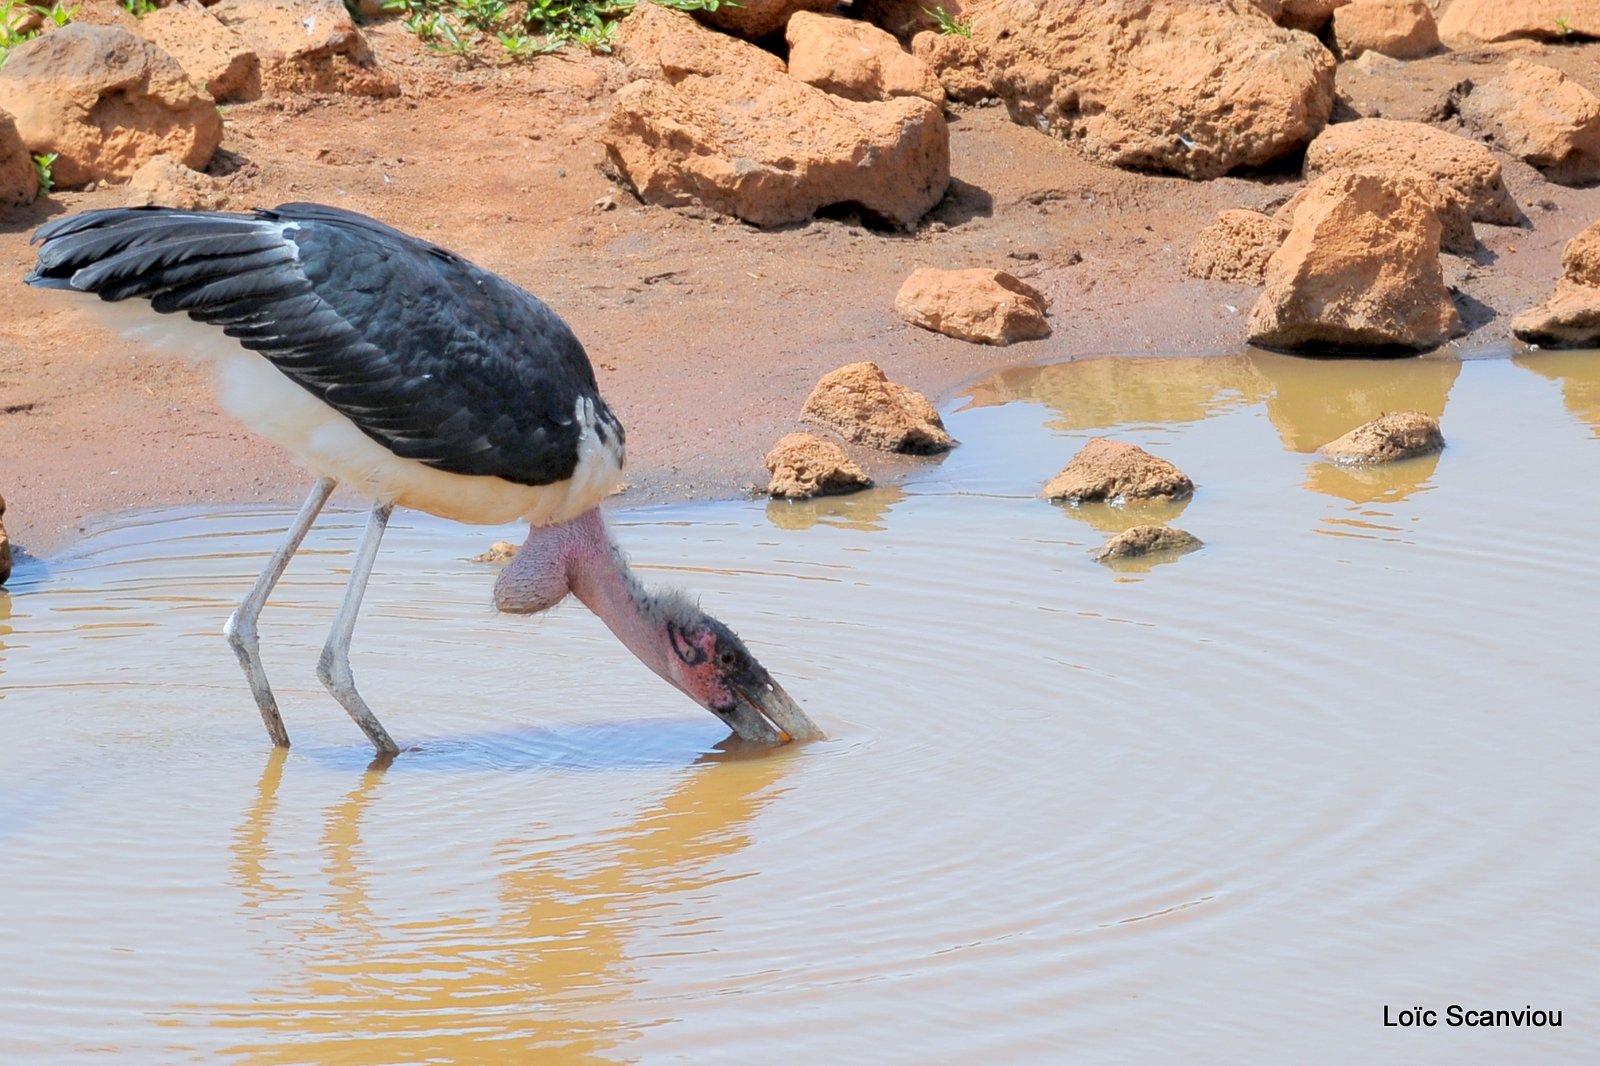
(2, 351, 1597, 1063)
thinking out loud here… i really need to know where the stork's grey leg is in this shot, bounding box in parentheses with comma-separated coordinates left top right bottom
(317, 503, 400, 755)
(225, 477, 337, 747)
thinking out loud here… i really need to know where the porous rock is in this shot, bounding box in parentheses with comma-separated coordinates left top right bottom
(764, 433, 873, 498)
(894, 267, 1050, 345)
(124, 154, 228, 210)
(1275, 170, 1475, 255)
(0, 23, 221, 188)
(1249, 170, 1463, 353)
(211, 0, 398, 97)
(974, 0, 1336, 179)
(133, 0, 261, 103)
(1512, 220, 1600, 346)
(1094, 525, 1202, 562)
(602, 5, 949, 228)
(1459, 59, 1600, 186)
(786, 12, 944, 105)
(1331, 0, 1439, 59)
(1187, 210, 1289, 284)
(1319, 410, 1444, 463)
(910, 30, 991, 103)
(1302, 118, 1522, 226)
(1437, 0, 1600, 46)
(0, 110, 34, 211)
(800, 361, 954, 453)
(0, 489, 10, 586)
(1042, 438, 1194, 502)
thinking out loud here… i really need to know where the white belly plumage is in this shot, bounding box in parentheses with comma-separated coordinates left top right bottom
(81, 297, 625, 526)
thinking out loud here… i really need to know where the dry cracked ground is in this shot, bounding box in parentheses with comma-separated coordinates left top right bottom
(4, 0, 1600, 558)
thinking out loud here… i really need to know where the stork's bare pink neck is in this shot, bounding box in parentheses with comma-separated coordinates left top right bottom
(494, 508, 675, 684)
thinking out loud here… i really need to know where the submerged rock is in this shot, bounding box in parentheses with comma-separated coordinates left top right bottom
(1094, 524, 1202, 562)
(801, 361, 955, 453)
(894, 267, 1051, 345)
(1043, 438, 1194, 502)
(765, 432, 873, 499)
(1319, 410, 1444, 463)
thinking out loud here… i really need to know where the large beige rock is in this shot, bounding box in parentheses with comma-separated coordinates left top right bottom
(1248, 170, 1463, 352)
(696, 0, 835, 39)
(1512, 221, 1600, 346)
(1187, 210, 1289, 284)
(910, 30, 991, 103)
(134, 0, 261, 103)
(602, 6, 949, 228)
(1303, 118, 1522, 225)
(894, 267, 1051, 345)
(1438, 0, 1600, 45)
(1275, 170, 1475, 255)
(211, 0, 398, 97)
(0, 110, 34, 211)
(1319, 411, 1444, 463)
(800, 361, 954, 453)
(786, 12, 944, 105)
(765, 433, 874, 498)
(1459, 60, 1600, 186)
(1043, 438, 1194, 502)
(0, 24, 221, 188)
(1331, 0, 1440, 59)
(974, 0, 1336, 179)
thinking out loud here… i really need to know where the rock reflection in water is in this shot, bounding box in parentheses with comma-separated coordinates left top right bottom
(765, 486, 906, 532)
(1248, 349, 1460, 453)
(960, 354, 1265, 429)
(1515, 350, 1600, 438)
(211, 748, 788, 1065)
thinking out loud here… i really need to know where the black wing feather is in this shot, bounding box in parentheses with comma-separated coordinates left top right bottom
(25, 204, 621, 486)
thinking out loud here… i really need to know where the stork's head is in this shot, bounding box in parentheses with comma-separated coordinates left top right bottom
(660, 610, 823, 745)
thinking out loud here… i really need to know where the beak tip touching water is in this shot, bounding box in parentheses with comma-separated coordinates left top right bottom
(729, 678, 824, 746)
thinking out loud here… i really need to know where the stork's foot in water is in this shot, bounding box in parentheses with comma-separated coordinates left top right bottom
(317, 502, 400, 755)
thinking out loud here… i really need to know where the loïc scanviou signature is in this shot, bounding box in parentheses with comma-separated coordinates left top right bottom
(1383, 1005, 1563, 1028)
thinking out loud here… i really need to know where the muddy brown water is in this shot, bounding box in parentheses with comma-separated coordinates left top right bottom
(2, 351, 1597, 1063)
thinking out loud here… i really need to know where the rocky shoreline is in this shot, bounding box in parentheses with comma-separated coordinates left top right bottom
(4, 0, 1600, 561)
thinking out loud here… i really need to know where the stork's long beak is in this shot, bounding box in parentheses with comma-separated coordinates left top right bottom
(729, 676, 825, 745)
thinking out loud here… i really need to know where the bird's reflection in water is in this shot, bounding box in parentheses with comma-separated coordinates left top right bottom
(210, 735, 792, 1064)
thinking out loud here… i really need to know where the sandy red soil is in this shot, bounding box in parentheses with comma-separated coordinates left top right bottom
(4, 20, 1599, 555)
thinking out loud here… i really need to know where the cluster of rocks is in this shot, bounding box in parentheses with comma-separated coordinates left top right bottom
(763, 360, 951, 498)
(1037, 408, 1443, 564)
(0, 0, 395, 210)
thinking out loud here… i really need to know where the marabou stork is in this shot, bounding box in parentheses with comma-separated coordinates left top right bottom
(26, 203, 821, 754)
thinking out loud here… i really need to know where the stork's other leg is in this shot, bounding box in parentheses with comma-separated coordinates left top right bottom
(225, 477, 337, 747)
(317, 503, 400, 755)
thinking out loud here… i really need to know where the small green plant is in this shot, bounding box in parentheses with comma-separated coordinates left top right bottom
(1555, 16, 1573, 37)
(385, 0, 730, 60)
(42, 2, 77, 27)
(120, 0, 156, 16)
(33, 151, 57, 195)
(923, 4, 971, 36)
